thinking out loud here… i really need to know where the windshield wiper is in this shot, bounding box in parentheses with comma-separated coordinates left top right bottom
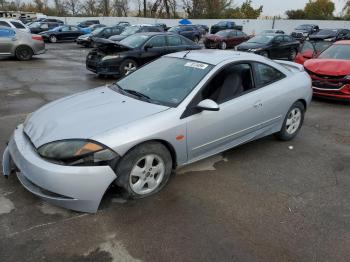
(111, 83, 126, 94)
(123, 89, 151, 100)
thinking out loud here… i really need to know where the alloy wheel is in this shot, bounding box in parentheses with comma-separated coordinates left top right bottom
(129, 154, 165, 195)
(286, 108, 302, 135)
(124, 62, 137, 75)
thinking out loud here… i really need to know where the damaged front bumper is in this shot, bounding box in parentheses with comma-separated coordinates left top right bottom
(2, 125, 117, 213)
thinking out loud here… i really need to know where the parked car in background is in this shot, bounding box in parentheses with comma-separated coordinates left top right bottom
(109, 25, 163, 42)
(304, 40, 350, 101)
(0, 18, 30, 33)
(39, 25, 84, 43)
(309, 29, 350, 42)
(291, 24, 319, 41)
(80, 24, 107, 34)
(77, 20, 100, 28)
(204, 29, 251, 49)
(260, 29, 285, 35)
(295, 40, 332, 65)
(210, 21, 243, 34)
(77, 26, 125, 47)
(168, 25, 201, 42)
(236, 34, 300, 60)
(3, 50, 312, 212)
(115, 21, 131, 27)
(36, 18, 64, 24)
(0, 27, 45, 60)
(196, 24, 209, 34)
(154, 23, 169, 31)
(86, 32, 201, 77)
(29, 22, 60, 34)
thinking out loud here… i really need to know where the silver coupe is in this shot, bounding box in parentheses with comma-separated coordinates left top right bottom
(2, 50, 312, 212)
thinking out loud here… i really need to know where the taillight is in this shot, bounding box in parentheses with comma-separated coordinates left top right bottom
(32, 35, 43, 41)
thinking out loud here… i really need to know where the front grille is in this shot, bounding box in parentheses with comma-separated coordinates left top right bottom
(312, 80, 344, 90)
(306, 69, 346, 80)
(205, 40, 218, 48)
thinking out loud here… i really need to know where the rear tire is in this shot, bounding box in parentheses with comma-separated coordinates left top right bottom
(15, 46, 33, 61)
(49, 35, 57, 43)
(115, 142, 173, 199)
(275, 101, 305, 141)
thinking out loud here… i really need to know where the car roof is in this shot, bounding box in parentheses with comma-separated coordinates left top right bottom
(166, 50, 264, 65)
(334, 40, 350, 45)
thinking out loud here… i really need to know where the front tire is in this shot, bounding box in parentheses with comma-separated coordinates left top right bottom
(275, 101, 305, 141)
(115, 142, 173, 199)
(120, 59, 138, 77)
(15, 46, 33, 61)
(219, 41, 227, 50)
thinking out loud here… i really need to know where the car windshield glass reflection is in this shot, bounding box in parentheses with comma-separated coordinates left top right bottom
(112, 57, 213, 107)
(318, 44, 350, 60)
(120, 34, 151, 48)
(247, 35, 274, 44)
(121, 26, 139, 36)
(216, 31, 229, 37)
(91, 28, 104, 35)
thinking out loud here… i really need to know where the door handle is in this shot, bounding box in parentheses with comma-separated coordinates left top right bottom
(253, 100, 263, 108)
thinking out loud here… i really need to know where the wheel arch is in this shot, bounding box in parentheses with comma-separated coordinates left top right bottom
(122, 139, 178, 169)
(297, 98, 307, 110)
(15, 44, 34, 54)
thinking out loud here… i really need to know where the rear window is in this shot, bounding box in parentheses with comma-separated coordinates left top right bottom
(10, 21, 25, 29)
(0, 21, 10, 27)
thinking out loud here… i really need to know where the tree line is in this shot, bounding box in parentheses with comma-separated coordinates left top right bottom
(286, 0, 350, 20)
(0, 0, 263, 19)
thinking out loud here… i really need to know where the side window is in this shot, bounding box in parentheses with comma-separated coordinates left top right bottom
(10, 21, 25, 29)
(40, 23, 49, 29)
(198, 63, 255, 105)
(228, 31, 237, 37)
(0, 21, 10, 27)
(147, 36, 166, 47)
(283, 36, 292, 42)
(113, 28, 121, 34)
(254, 63, 285, 87)
(167, 35, 182, 46)
(0, 28, 15, 37)
(275, 35, 283, 43)
(61, 26, 70, 32)
(70, 26, 79, 31)
(236, 31, 244, 36)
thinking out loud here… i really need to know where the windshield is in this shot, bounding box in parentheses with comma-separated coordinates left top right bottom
(91, 27, 104, 35)
(113, 57, 213, 107)
(247, 35, 274, 44)
(318, 44, 350, 60)
(314, 41, 332, 53)
(29, 22, 41, 28)
(216, 21, 227, 26)
(216, 31, 229, 37)
(296, 25, 312, 30)
(120, 34, 150, 48)
(168, 26, 180, 32)
(121, 26, 139, 36)
(316, 29, 338, 36)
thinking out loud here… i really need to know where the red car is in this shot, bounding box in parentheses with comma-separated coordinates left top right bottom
(295, 41, 332, 65)
(204, 29, 251, 50)
(303, 40, 350, 101)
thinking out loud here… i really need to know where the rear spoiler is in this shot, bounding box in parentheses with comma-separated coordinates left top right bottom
(274, 60, 304, 72)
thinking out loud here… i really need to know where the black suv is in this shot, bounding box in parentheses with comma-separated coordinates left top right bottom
(291, 24, 319, 41)
(29, 22, 60, 34)
(210, 21, 243, 34)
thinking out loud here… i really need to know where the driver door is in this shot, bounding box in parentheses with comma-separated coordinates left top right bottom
(140, 35, 167, 65)
(184, 63, 265, 162)
(0, 28, 16, 55)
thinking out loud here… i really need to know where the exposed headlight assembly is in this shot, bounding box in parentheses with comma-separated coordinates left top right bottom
(38, 140, 119, 166)
(102, 55, 121, 61)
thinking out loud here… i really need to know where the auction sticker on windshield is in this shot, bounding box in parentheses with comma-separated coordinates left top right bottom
(184, 62, 209, 69)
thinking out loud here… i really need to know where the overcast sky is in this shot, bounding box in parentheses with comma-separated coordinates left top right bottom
(234, 0, 344, 16)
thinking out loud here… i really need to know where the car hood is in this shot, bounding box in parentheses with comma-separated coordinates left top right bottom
(24, 86, 169, 148)
(237, 42, 267, 50)
(93, 38, 132, 52)
(309, 35, 335, 40)
(304, 59, 350, 76)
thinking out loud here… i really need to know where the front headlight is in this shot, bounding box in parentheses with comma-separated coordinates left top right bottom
(38, 139, 119, 166)
(102, 55, 121, 61)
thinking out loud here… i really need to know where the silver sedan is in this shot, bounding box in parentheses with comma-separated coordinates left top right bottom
(0, 26, 45, 60)
(2, 50, 312, 212)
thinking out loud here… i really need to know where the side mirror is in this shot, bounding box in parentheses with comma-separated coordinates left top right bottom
(144, 44, 153, 50)
(302, 49, 314, 59)
(196, 99, 220, 112)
